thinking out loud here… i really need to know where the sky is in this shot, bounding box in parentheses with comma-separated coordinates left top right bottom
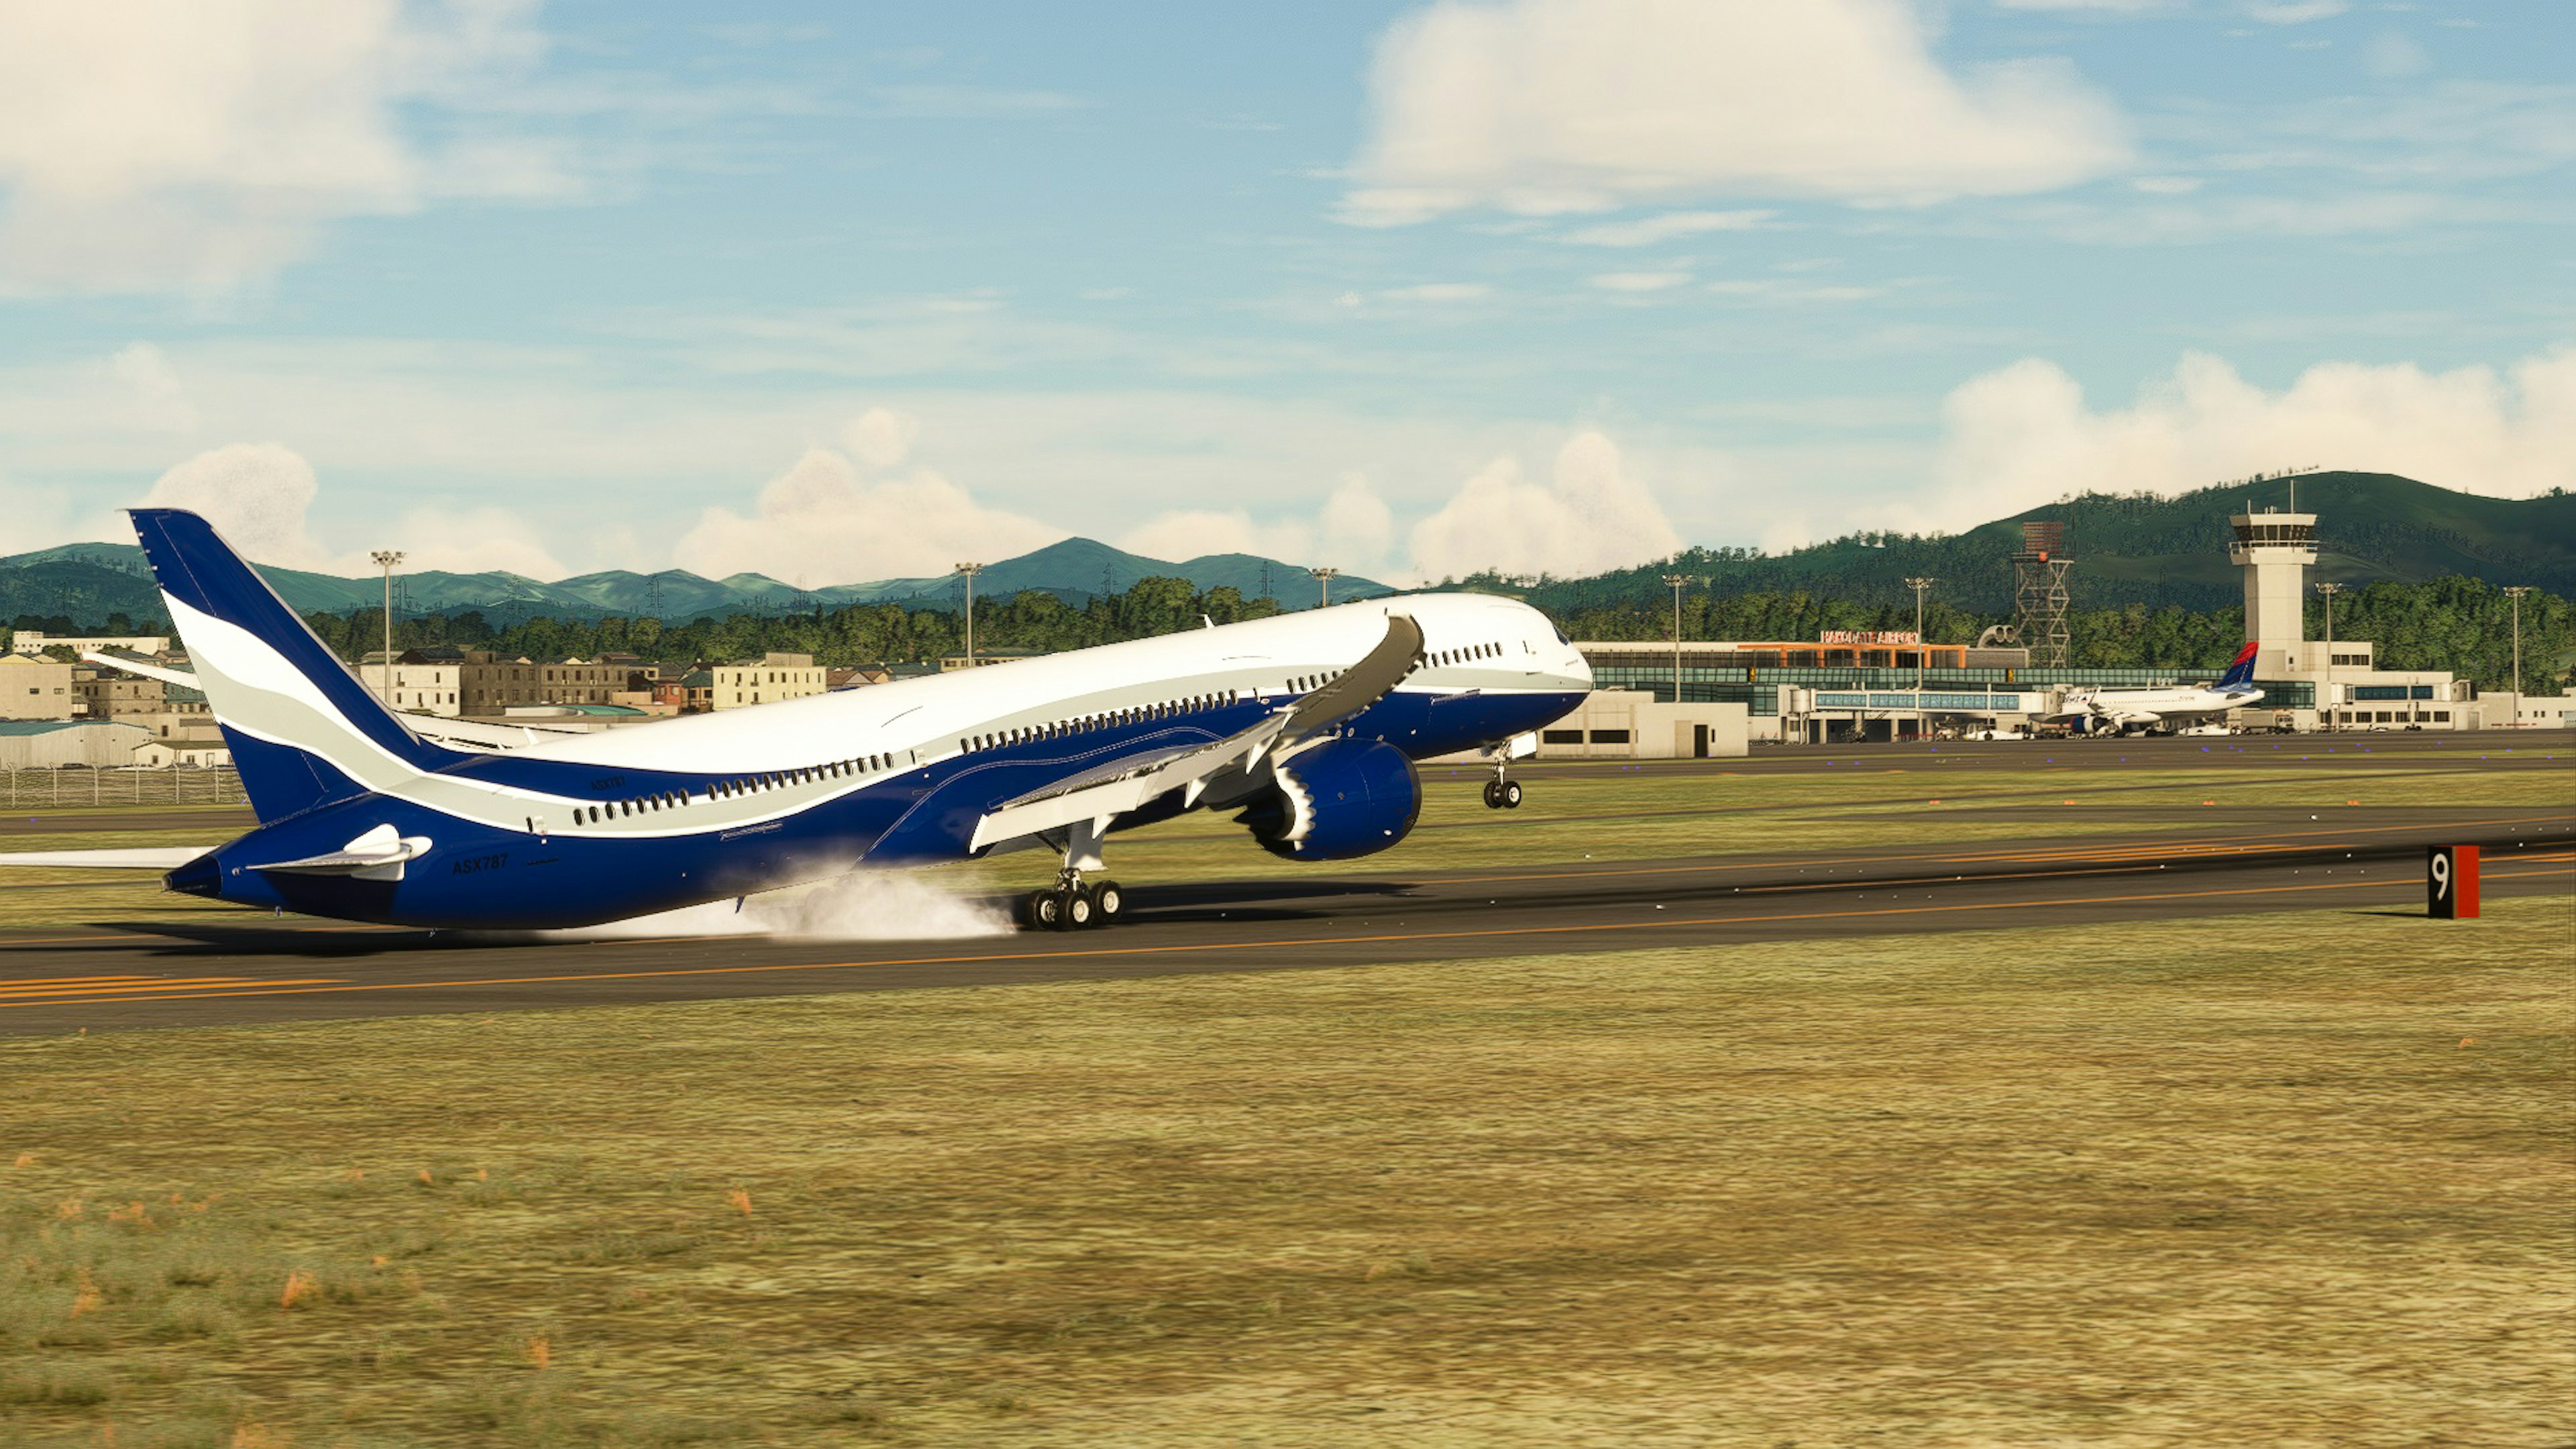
(0, 0, 2569, 588)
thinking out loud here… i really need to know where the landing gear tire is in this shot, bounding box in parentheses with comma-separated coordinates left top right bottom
(1483, 780, 1505, 810)
(1090, 879, 1126, 924)
(1057, 886, 1095, 931)
(1024, 890, 1065, 931)
(1499, 779, 1523, 810)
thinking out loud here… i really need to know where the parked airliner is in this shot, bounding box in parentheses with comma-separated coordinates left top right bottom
(2041, 642, 2265, 732)
(0, 511, 1591, 931)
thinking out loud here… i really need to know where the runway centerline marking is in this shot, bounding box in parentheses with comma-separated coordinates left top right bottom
(4, 862, 2567, 1012)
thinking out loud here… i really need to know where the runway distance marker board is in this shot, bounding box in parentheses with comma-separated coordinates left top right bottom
(2428, 845, 2479, 919)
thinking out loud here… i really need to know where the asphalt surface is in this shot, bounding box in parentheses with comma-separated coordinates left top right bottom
(2, 732, 2567, 1036)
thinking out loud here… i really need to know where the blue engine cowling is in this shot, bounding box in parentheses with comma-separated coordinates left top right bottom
(1237, 737, 1422, 861)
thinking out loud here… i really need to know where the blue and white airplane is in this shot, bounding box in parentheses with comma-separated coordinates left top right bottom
(1, 510, 1591, 932)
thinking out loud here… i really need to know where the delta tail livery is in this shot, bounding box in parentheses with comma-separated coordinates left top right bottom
(2042, 642, 2264, 731)
(0, 511, 1590, 931)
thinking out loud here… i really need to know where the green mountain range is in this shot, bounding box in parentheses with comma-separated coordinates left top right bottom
(1494, 472, 2576, 616)
(8, 473, 2567, 633)
(0, 534, 1391, 629)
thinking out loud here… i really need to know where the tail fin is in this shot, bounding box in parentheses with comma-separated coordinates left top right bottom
(2218, 641, 2259, 691)
(128, 509, 450, 824)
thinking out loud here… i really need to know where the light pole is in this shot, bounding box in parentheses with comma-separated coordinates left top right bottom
(1904, 576, 1936, 740)
(370, 550, 404, 706)
(954, 562, 983, 665)
(2505, 585, 2532, 710)
(1309, 567, 1338, 609)
(1662, 573, 1695, 704)
(2314, 582, 2342, 731)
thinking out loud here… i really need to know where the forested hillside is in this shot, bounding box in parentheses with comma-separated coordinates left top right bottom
(1474, 474, 2576, 614)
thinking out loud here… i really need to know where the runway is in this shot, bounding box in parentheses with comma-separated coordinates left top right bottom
(2, 790, 2566, 1036)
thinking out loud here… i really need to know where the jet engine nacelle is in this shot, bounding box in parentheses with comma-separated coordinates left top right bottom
(1236, 737, 1422, 861)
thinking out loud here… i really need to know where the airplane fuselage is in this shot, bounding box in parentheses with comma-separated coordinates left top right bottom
(171, 594, 1591, 928)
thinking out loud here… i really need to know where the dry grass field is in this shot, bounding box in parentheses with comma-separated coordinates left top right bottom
(2, 893, 2568, 1447)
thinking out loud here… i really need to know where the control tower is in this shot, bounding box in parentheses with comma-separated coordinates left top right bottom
(2228, 506, 2317, 676)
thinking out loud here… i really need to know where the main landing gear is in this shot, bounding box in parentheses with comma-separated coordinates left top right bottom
(1481, 759, 1523, 810)
(1021, 869, 1128, 932)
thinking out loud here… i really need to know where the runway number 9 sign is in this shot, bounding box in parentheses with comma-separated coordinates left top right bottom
(2427, 845, 2479, 920)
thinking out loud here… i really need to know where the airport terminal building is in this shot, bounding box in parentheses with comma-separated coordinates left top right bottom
(1577, 497, 2562, 743)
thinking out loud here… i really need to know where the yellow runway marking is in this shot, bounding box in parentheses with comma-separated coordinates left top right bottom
(3, 862, 2567, 1012)
(0, 977, 345, 999)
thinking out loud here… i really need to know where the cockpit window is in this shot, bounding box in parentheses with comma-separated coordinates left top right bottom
(1548, 619, 1570, 646)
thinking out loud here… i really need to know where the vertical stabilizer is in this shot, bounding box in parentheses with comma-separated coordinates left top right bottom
(127, 509, 450, 823)
(2218, 640, 2260, 692)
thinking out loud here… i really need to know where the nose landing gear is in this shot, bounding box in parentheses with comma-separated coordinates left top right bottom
(1481, 762, 1523, 810)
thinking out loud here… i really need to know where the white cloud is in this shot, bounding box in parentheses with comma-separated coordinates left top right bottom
(674, 417, 1066, 588)
(2006, 190, 2450, 246)
(841, 407, 918, 469)
(1993, 0, 2174, 10)
(110, 343, 201, 435)
(1339, 0, 2132, 225)
(132, 440, 570, 576)
(1557, 209, 1775, 247)
(1118, 510, 1272, 562)
(1706, 278, 1887, 303)
(1408, 431, 1685, 581)
(1926, 345, 2576, 529)
(1379, 282, 1494, 302)
(138, 443, 328, 570)
(378, 502, 570, 578)
(1321, 474, 1399, 574)
(2244, 0, 2347, 22)
(1589, 271, 1694, 292)
(2129, 174, 2204, 194)
(2364, 31, 2430, 78)
(0, 0, 569, 293)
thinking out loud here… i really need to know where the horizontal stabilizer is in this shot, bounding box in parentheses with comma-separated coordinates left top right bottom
(0, 847, 217, 870)
(248, 823, 431, 881)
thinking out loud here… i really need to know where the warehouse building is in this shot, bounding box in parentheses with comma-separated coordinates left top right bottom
(0, 719, 150, 769)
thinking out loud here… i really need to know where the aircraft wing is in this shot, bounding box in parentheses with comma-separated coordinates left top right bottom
(85, 651, 592, 751)
(0, 848, 214, 870)
(968, 611, 1424, 854)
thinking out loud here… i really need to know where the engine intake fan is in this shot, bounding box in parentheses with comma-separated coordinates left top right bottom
(1235, 737, 1422, 861)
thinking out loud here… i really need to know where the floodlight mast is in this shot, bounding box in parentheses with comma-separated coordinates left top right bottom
(2505, 586, 2533, 707)
(955, 562, 984, 665)
(2314, 581, 2343, 730)
(1662, 574, 1699, 704)
(1309, 567, 1338, 609)
(370, 550, 404, 705)
(1904, 576, 1937, 695)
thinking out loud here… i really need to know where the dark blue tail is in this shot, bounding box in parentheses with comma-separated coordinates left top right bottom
(129, 509, 451, 824)
(2218, 641, 2259, 691)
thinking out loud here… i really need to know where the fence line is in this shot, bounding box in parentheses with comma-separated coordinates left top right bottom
(2, 767, 249, 810)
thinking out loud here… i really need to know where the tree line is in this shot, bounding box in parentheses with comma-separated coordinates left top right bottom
(273, 576, 1289, 672)
(17, 573, 2569, 694)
